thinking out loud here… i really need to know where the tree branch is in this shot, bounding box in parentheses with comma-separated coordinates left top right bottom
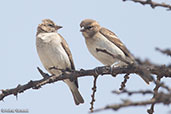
(112, 89, 154, 95)
(122, 0, 171, 10)
(0, 61, 171, 101)
(156, 47, 171, 57)
(90, 76, 98, 112)
(92, 92, 171, 113)
(147, 75, 162, 114)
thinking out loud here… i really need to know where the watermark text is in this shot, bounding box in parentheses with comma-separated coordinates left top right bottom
(1, 108, 29, 113)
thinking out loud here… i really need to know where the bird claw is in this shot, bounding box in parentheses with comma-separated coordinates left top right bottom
(110, 63, 120, 77)
(48, 66, 58, 70)
(48, 66, 66, 73)
(94, 67, 99, 77)
(111, 61, 122, 68)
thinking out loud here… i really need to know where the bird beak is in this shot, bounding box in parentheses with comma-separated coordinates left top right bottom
(80, 27, 85, 32)
(55, 25, 63, 30)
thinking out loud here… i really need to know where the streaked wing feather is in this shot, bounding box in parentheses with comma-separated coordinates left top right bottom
(59, 34, 78, 88)
(99, 27, 135, 61)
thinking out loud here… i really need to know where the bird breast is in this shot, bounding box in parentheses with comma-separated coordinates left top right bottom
(36, 33, 71, 75)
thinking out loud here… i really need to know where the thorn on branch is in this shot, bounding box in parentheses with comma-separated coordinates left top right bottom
(37, 67, 49, 78)
(14, 84, 21, 100)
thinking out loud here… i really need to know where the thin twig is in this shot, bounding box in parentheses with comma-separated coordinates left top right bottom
(92, 92, 171, 113)
(119, 74, 130, 90)
(156, 48, 171, 57)
(112, 89, 154, 95)
(147, 75, 162, 114)
(122, 0, 171, 10)
(90, 76, 98, 112)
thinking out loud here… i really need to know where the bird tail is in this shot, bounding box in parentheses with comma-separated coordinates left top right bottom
(112, 61, 153, 84)
(64, 79, 84, 105)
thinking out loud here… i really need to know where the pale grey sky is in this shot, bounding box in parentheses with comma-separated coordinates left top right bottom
(0, 0, 170, 114)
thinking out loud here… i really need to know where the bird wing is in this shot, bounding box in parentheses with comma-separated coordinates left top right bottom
(59, 34, 75, 70)
(99, 27, 135, 62)
(59, 34, 78, 88)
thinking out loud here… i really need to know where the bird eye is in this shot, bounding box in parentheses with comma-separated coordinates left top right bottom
(48, 24, 54, 27)
(86, 26, 93, 30)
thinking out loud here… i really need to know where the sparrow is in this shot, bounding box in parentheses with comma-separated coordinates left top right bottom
(36, 19, 84, 105)
(80, 19, 152, 84)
